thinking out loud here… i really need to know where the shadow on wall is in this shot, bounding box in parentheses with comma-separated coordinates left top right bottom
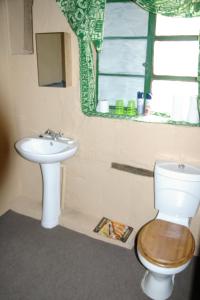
(0, 101, 11, 192)
(190, 246, 200, 300)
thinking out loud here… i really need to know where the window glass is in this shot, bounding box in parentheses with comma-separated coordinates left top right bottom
(152, 15, 200, 124)
(156, 15, 200, 35)
(154, 41, 199, 77)
(104, 2, 149, 37)
(99, 39, 147, 75)
(152, 80, 198, 116)
(98, 2, 148, 107)
(98, 76, 144, 106)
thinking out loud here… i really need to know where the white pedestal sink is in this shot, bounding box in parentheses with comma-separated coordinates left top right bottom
(15, 135, 78, 229)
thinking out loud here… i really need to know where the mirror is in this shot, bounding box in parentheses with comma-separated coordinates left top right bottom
(36, 32, 71, 88)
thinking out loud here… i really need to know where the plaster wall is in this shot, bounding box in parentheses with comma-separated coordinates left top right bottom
(0, 0, 21, 212)
(0, 0, 200, 254)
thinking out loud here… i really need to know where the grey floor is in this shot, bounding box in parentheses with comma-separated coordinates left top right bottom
(0, 210, 199, 300)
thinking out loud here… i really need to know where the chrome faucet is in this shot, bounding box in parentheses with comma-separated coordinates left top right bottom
(41, 129, 64, 140)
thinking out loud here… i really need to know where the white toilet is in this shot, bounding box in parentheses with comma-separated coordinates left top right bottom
(137, 160, 200, 300)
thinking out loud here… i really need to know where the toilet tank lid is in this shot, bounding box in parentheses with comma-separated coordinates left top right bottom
(155, 161, 200, 181)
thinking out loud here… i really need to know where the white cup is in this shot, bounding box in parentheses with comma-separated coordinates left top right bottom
(97, 100, 109, 113)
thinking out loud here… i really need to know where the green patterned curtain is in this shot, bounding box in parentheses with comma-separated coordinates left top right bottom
(133, 0, 200, 17)
(56, 0, 106, 114)
(57, 0, 200, 116)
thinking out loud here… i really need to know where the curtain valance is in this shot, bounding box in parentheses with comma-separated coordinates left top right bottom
(133, 0, 200, 17)
(57, 0, 105, 50)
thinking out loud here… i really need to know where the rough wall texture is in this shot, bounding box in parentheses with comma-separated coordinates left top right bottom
(0, 0, 200, 254)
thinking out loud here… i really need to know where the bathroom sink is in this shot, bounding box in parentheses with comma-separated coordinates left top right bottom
(15, 132, 78, 229)
(15, 137, 78, 164)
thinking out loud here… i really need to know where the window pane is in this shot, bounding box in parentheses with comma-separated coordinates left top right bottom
(156, 15, 200, 36)
(151, 80, 198, 116)
(104, 2, 149, 37)
(99, 39, 147, 75)
(154, 41, 199, 77)
(98, 76, 144, 106)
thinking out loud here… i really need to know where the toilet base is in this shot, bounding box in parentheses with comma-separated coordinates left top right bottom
(141, 270, 174, 300)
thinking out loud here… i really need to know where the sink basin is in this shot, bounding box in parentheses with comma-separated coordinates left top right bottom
(15, 137, 78, 164)
(15, 135, 78, 229)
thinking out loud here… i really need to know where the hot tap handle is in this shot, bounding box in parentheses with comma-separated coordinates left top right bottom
(44, 129, 51, 135)
(58, 131, 64, 137)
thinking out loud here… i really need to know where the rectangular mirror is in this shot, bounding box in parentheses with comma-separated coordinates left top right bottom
(36, 32, 70, 88)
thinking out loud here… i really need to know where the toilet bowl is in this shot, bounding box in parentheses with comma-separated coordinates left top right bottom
(137, 219, 194, 299)
(137, 161, 200, 300)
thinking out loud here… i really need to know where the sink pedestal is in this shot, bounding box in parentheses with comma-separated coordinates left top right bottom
(15, 135, 78, 229)
(40, 163, 61, 228)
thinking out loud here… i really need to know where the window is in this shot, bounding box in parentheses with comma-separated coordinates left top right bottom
(98, 1, 151, 107)
(152, 15, 200, 122)
(97, 0, 200, 124)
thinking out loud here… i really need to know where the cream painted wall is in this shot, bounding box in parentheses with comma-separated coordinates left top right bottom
(0, 0, 200, 254)
(0, 0, 21, 212)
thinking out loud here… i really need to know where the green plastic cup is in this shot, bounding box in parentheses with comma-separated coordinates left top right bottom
(127, 100, 136, 116)
(115, 99, 124, 115)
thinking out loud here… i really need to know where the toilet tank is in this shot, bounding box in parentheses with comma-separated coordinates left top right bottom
(155, 161, 200, 218)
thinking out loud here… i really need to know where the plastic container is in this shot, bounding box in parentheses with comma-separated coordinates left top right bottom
(96, 99, 109, 113)
(144, 93, 152, 116)
(115, 99, 124, 115)
(137, 92, 144, 115)
(127, 100, 137, 116)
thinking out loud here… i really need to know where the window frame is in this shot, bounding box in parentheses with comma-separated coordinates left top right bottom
(151, 16, 200, 121)
(96, 0, 200, 125)
(152, 30, 199, 87)
(96, 0, 155, 110)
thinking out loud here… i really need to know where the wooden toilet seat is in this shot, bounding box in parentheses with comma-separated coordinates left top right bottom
(137, 219, 195, 268)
